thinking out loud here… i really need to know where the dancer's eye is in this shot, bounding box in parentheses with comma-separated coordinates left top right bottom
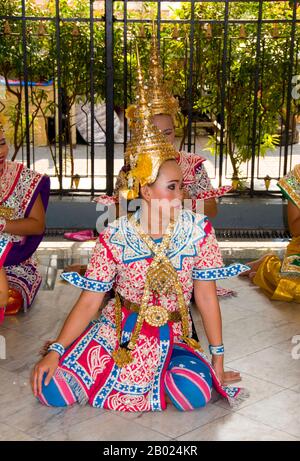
(168, 184, 176, 190)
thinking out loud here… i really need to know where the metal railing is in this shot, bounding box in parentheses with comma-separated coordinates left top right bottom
(0, 0, 300, 196)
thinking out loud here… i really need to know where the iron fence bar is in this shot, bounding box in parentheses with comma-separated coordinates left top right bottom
(283, 0, 298, 177)
(21, 0, 30, 168)
(0, 16, 104, 22)
(109, 0, 293, 3)
(55, 0, 63, 194)
(90, 0, 95, 195)
(2, 15, 300, 25)
(105, 0, 114, 195)
(290, 39, 300, 167)
(250, 0, 263, 197)
(157, 0, 161, 44)
(187, 0, 195, 153)
(1, 1, 299, 196)
(123, 0, 128, 149)
(113, 19, 300, 25)
(218, 0, 229, 187)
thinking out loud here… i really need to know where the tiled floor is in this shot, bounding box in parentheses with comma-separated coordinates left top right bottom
(0, 250, 300, 441)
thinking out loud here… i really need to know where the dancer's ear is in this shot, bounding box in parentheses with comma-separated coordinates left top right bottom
(140, 184, 152, 202)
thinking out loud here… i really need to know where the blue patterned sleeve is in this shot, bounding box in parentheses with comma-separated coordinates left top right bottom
(61, 230, 116, 292)
(192, 220, 249, 281)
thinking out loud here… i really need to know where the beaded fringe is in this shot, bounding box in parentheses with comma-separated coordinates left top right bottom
(226, 388, 250, 408)
(216, 288, 238, 298)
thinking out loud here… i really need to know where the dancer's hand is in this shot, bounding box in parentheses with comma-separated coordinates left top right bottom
(212, 356, 241, 386)
(31, 352, 60, 397)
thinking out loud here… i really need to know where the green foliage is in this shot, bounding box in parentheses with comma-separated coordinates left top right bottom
(0, 0, 299, 181)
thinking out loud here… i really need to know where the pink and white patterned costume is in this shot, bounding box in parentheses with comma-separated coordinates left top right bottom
(177, 151, 231, 207)
(96, 151, 231, 209)
(38, 210, 248, 412)
(0, 161, 50, 310)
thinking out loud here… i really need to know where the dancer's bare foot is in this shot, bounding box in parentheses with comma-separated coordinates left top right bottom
(239, 253, 275, 277)
(249, 271, 257, 282)
(165, 394, 173, 406)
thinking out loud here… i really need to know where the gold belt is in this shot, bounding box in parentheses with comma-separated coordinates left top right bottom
(118, 294, 181, 327)
(0, 205, 15, 220)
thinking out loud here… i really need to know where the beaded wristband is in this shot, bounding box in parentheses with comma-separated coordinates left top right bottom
(209, 344, 225, 356)
(47, 342, 65, 357)
(0, 217, 6, 233)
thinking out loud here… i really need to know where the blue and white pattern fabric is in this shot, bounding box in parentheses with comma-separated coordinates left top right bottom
(192, 263, 250, 281)
(61, 272, 114, 292)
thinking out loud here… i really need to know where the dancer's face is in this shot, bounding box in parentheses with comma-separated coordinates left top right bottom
(0, 130, 8, 173)
(141, 160, 183, 224)
(152, 114, 175, 145)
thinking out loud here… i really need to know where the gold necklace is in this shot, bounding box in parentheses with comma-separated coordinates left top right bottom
(112, 214, 202, 368)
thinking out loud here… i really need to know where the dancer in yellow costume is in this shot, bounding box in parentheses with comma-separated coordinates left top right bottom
(242, 165, 300, 302)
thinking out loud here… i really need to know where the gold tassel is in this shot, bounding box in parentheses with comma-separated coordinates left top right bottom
(181, 336, 204, 352)
(112, 347, 134, 368)
(72, 24, 80, 37)
(239, 25, 247, 39)
(38, 22, 46, 36)
(206, 24, 212, 39)
(172, 25, 179, 39)
(4, 21, 11, 35)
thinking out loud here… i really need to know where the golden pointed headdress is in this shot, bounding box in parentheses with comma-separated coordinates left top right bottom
(147, 23, 179, 119)
(120, 46, 179, 200)
(125, 25, 179, 128)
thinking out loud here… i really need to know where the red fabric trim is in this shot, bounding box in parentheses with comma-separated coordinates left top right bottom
(99, 233, 118, 266)
(0, 163, 24, 204)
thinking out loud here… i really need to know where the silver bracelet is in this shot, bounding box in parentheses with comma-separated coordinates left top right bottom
(47, 342, 65, 357)
(209, 344, 225, 356)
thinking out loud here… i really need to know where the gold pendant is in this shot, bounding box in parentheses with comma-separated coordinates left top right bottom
(144, 305, 169, 327)
(112, 347, 134, 368)
(148, 260, 177, 295)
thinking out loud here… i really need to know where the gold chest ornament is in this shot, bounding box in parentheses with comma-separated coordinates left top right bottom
(111, 215, 203, 368)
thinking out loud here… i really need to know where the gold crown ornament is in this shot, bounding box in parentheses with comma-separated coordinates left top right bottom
(119, 47, 179, 200)
(147, 24, 180, 120)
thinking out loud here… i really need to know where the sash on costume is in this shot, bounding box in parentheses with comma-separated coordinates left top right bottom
(277, 166, 300, 277)
(277, 164, 300, 209)
(280, 236, 300, 278)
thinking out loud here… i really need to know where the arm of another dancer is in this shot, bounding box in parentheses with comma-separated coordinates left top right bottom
(31, 289, 105, 397)
(287, 200, 300, 237)
(193, 279, 241, 385)
(204, 198, 217, 218)
(0, 267, 8, 306)
(3, 193, 45, 236)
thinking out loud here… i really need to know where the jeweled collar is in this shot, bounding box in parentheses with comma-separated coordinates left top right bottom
(108, 209, 207, 269)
